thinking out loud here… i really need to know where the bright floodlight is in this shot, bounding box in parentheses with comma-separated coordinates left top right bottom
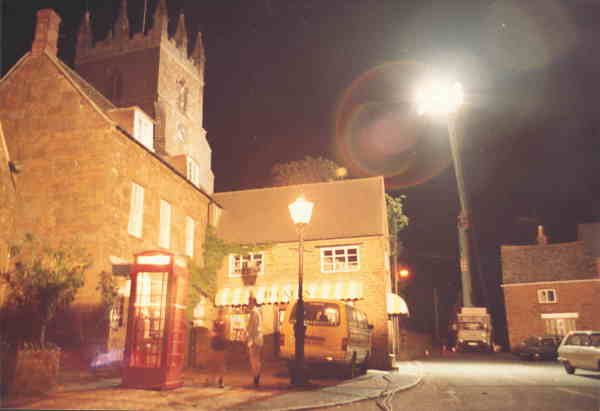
(289, 195, 314, 225)
(416, 80, 464, 116)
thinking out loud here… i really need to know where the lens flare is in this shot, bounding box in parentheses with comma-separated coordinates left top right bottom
(333, 61, 453, 189)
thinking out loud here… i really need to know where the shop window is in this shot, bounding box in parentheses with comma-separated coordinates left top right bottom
(229, 312, 249, 341)
(321, 246, 360, 273)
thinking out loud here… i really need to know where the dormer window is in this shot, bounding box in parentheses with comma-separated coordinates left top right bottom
(134, 110, 154, 151)
(187, 157, 200, 187)
(177, 79, 188, 113)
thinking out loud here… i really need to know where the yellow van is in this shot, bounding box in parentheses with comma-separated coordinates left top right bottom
(279, 299, 372, 378)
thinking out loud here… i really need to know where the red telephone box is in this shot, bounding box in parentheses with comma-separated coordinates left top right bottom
(122, 250, 188, 390)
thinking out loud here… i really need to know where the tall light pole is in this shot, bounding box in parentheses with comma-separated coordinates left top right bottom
(416, 80, 474, 307)
(288, 195, 314, 385)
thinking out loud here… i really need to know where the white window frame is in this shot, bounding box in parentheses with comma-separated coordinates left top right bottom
(537, 288, 557, 304)
(185, 216, 196, 257)
(187, 157, 200, 187)
(159, 199, 171, 249)
(127, 182, 144, 238)
(228, 253, 264, 277)
(321, 246, 360, 273)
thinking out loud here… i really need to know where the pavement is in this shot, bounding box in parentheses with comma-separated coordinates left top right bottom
(1, 359, 424, 410)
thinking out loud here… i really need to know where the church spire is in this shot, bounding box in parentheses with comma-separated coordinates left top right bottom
(191, 31, 205, 66)
(151, 0, 169, 38)
(76, 10, 93, 49)
(174, 11, 188, 51)
(114, 0, 130, 40)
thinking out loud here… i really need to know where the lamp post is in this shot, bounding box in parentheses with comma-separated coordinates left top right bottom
(288, 195, 314, 385)
(416, 80, 474, 307)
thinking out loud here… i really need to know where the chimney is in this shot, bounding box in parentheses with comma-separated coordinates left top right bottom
(31, 9, 61, 57)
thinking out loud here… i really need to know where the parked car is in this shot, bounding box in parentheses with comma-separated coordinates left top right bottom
(279, 299, 372, 379)
(513, 335, 562, 361)
(557, 330, 600, 374)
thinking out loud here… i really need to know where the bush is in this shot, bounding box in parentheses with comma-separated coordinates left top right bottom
(2, 342, 61, 397)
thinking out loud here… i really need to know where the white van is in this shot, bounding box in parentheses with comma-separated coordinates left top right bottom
(279, 299, 372, 378)
(557, 331, 600, 374)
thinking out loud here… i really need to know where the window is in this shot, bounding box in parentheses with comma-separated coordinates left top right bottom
(229, 253, 264, 277)
(229, 312, 248, 341)
(177, 79, 188, 113)
(185, 216, 196, 257)
(538, 288, 557, 303)
(290, 302, 340, 327)
(134, 110, 154, 151)
(187, 157, 200, 187)
(176, 123, 186, 142)
(159, 200, 171, 249)
(127, 182, 144, 237)
(321, 246, 360, 273)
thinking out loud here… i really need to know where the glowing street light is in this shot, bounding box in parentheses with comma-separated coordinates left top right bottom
(416, 79, 474, 308)
(288, 195, 314, 385)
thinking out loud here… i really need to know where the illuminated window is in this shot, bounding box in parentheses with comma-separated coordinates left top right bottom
(321, 246, 360, 273)
(186, 157, 200, 187)
(133, 110, 154, 151)
(229, 313, 249, 341)
(159, 200, 171, 249)
(229, 253, 264, 277)
(128, 182, 144, 237)
(538, 288, 557, 304)
(185, 216, 195, 257)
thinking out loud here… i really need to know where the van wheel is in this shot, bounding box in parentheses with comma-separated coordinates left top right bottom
(563, 361, 575, 374)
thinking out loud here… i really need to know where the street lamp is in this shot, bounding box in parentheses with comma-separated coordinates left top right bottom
(416, 80, 474, 307)
(288, 195, 314, 385)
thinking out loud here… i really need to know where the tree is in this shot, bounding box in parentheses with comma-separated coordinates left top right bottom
(386, 194, 409, 293)
(0, 234, 91, 346)
(271, 156, 347, 186)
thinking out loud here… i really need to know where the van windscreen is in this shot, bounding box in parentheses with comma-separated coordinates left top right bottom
(290, 302, 340, 326)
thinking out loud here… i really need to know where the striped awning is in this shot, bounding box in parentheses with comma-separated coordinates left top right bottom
(215, 280, 364, 307)
(387, 293, 409, 315)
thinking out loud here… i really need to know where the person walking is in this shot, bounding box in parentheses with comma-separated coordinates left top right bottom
(245, 294, 263, 387)
(209, 308, 228, 388)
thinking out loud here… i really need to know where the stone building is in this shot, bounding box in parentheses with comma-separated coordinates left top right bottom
(501, 224, 600, 349)
(0, 5, 218, 351)
(0, 3, 408, 370)
(205, 176, 408, 369)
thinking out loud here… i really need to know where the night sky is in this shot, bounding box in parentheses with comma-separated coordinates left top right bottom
(2, 0, 599, 344)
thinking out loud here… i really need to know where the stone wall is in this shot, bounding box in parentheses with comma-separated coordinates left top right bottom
(0, 124, 17, 306)
(0, 52, 212, 348)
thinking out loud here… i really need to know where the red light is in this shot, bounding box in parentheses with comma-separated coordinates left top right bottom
(399, 269, 409, 278)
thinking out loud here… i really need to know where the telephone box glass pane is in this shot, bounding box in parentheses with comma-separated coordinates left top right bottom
(130, 272, 168, 368)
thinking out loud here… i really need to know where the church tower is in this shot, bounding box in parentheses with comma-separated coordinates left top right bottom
(74, 0, 213, 194)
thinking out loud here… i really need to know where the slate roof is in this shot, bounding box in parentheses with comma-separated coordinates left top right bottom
(213, 176, 387, 244)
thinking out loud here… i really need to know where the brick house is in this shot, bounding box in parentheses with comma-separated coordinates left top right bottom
(0, 6, 219, 351)
(501, 224, 600, 350)
(206, 176, 408, 369)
